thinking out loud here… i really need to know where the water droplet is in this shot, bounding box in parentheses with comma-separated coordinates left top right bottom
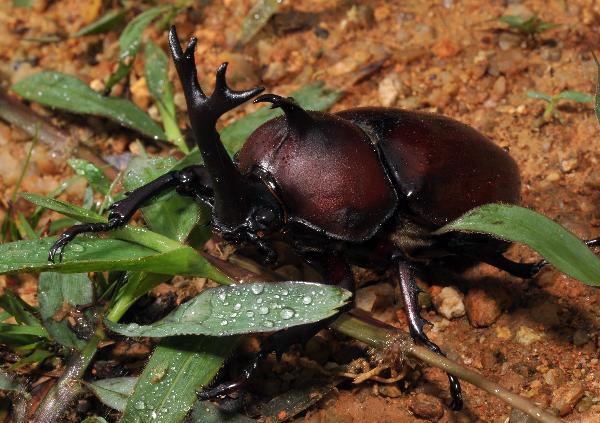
(258, 306, 269, 315)
(151, 410, 158, 419)
(70, 244, 84, 252)
(126, 323, 139, 331)
(251, 283, 264, 295)
(302, 295, 313, 305)
(280, 307, 295, 320)
(221, 320, 228, 326)
(257, 298, 263, 304)
(217, 292, 226, 301)
(246, 311, 254, 317)
(281, 289, 289, 296)
(233, 303, 241, 311)
(134, 400, 146, 410)
(264, 320, 274, 328)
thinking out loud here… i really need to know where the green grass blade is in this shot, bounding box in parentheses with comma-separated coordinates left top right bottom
(119, 5, 171, 60)
(74, 9, 126, 37)
(0, 323, 48, 346)
(236, 0, 282, 46)
(67, 159, 111, 195)
(12, 72, 166, 140)
(0, 237, 228, 282)
(556, 90, 593, 103)
(144, 41, 186, 151)
(526, 91, 552, 102)
(0, 290, 44, 328)
(87, 377, 137, 412)
(437, 204, 600, 286)
(121, 336, 238, 423)
(106, 281, 351, 337)
(22, 192, 105, 223)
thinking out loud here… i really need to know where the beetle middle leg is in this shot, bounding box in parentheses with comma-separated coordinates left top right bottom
(198, 254, 354, 400)
(48, 165, 211, 262)
(396, 259, 463, 410)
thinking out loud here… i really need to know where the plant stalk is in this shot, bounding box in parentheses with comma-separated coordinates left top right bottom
(330, 313, 561, 423)
(31, 331, 102, 423)
(0, 89, 117, 180)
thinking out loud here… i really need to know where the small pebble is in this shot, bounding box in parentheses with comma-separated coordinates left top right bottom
(464, 286, 510, 327)
(515, 326, 544, 346)
(432, 286, 465, 320)
(560, 158, 578, 173)
(551, 381, 584, 416)
(492, 76, 507, 98)
(378, 73, 402, 107)
(408, 393, 444, 421)
(378, 384, 403, 398)
(509, 408, 536, 423)
(543, 368, 566, 386)
(573, 329, 591, 347)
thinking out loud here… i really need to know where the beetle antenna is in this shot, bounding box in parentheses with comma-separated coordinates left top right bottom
(254, 94, 313, 132)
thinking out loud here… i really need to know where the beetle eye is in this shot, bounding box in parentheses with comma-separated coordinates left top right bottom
(255, 208, 276, 225)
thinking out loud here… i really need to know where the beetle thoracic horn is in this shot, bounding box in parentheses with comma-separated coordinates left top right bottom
(254, 94, 313, 134)
(168, 26, 264, 229)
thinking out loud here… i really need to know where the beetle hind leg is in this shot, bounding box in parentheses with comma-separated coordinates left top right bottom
(396, 260, 463, 410)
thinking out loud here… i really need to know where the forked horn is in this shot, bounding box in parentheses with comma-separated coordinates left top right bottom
(168, 26, 264, 228)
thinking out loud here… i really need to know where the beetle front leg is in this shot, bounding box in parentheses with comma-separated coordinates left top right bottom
(48, 165, 211, 262)
(396, 260, 463, 410)
(198, 254, 354, 400)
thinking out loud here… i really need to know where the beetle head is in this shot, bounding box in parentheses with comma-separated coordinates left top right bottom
(215, 175, 285, 263)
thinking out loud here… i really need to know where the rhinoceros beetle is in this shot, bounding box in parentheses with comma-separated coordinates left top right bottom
(48, 27, 599, 410)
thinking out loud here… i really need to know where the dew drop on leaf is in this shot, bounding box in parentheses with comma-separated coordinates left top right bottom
(280, 307, 295, 320)
(264, 320, 274, 328)
(302, 295, 313, 305)
(70, 243, 84, 252)
(251, 283, 265, 294)
(258, 306, 269, 315)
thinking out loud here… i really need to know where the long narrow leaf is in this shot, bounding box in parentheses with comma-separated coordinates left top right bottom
(12, 72, 166, 140)
(67, 159, 111, 195)
(74, 9, 126, 37)
(144, 42, 185, 151)
(106, 281, 351, 337)
(437, 204, 600, 286)
(0, 237, 228, 282)
(119, 6, 171, 60)
(121, 336, 238, 423)
(87, 377, 137, 412)
(0, 290, 44, 328)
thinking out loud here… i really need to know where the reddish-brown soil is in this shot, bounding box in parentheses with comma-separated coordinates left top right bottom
(1, 1, 599, 422)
